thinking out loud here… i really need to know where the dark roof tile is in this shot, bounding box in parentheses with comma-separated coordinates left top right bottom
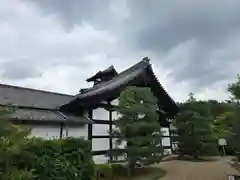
(0, 84, 73, 109)
(11, 108, 93, 124)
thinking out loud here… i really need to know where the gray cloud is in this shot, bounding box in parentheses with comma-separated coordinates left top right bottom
(26, 0, 240, 90)
(124, 0, 240, 88)
(26, 0, 116, 31)
(127, 0, 240, 50)
(1, 58, 42, 80)
(0, 0, 239, 101)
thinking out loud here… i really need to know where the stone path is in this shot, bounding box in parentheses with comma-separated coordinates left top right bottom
(155, 156, 240, 180)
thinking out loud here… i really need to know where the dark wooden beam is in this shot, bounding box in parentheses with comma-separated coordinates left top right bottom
(162, 146, 172, 149)
(109, 101, 113, 162)
(92, 135, 122, 138)
(10, 118, 86, 126)
(92, 119, 112, 124)
(88, 110, 93, 147)
(92, 149, 126, 155)
(99, 102, 119, 111)
(60, 123, 63, 139)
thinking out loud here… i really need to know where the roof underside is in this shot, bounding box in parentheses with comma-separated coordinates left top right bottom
(61, 58, 179, 118)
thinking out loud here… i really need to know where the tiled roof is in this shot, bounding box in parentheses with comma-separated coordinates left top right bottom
(86, 65, 118, 82)
(76, 59, 149, 99)
(11, 108, 93, 124)
(0, 84, 93, 124)
(63, 57, 179, 118)
(0, 84, 73, 109)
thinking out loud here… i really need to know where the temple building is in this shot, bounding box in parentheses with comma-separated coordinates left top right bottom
(0, 57, 179, 163)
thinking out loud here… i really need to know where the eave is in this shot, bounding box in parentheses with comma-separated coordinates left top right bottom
(61, 58, 179, 119)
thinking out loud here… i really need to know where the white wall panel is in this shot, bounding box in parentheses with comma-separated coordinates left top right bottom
(92, 138, 109, 151)
(112, 111, 119, 121)
(93, 108, 109, 120)
(64, 125, 88, 139)
(111, 99, 119, 106)
(28, 125, 61, 139)
(92, 124, 109, 136)
(93, 155, 109, 164)
(162, 137, 171, 147)
(161, 127, 169, 136)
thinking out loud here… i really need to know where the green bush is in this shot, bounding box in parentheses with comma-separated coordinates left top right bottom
(24, 137, 95, 180)
(95, 163, 113, 178)
(111, 164, 125, 176)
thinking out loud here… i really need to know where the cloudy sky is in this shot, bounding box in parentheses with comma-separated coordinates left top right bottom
(0, 0, 239, 102)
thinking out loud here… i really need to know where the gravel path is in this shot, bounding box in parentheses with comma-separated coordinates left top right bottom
(155, 156, 240, 180)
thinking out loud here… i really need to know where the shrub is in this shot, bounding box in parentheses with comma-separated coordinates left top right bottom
(111, 164, 125, 176)
(95, 163, 113, 178)
(24, 137, 95, 180)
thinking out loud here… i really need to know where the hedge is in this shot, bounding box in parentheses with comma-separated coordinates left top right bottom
(23, 137, 95, 180)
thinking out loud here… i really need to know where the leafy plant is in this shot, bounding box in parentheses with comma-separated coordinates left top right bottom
(112, 86, 163, 178)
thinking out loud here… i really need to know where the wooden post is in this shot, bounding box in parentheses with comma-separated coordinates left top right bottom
(88, 110, 93, 150)
(109, 101, 113, 163)
(168, 123, 173, 153)
(60, 123, 63, 139)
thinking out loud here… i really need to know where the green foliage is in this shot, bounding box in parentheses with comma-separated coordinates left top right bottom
(228, 75, 240, 156)
(24, 137, 95, 180)
(0, 107, 34, 180)
(175, 93, 218, 158)
(96, 164, 166, 180)
(212, 112, 233, 140)
(113, 86, 163, 176)
(0, 106, 95, 180)
(95, 163, 113, 178)
(228, 74, 240, 103)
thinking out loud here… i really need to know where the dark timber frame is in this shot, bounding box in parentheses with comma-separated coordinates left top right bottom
(90, 100, 174, 161)
(90, 100, 117, 162)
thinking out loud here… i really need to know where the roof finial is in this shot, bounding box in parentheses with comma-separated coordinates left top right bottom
(142, 57, 150, 63)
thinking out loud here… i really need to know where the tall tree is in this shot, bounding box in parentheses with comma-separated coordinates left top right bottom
(113, 86, 162, 177)
(174, 93, 217, 159)
(228, 74, 240, 104)
(227, 74, 240, 154)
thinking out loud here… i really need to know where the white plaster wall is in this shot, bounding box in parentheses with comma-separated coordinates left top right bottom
(92, 108, 109, 120)
(28, 125, 61, 139)
(161, 127, 169, 136)
(93, 155, 109, 164)
(161, 127, 171, 155)
(92, 138, 109, 151)
(92, 124, 109, 136)
(111, 99, 119, 106)
(64, 125, 88, 139)
(111, 99, 119, 121)
(162, 137, 171, 147)
(28, 124, 88, 140)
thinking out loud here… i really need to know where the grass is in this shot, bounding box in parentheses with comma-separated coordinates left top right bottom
(98, 166, 166, 180)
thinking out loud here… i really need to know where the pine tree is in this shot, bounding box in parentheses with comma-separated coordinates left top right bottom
(228, 74, 240, 156)
(174, 93, 217, 159)
(112, 86, 163, 177)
